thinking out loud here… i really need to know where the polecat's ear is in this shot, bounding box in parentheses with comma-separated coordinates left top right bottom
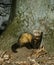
(40, 32, 43, 44)
(41, 32, 43, 36)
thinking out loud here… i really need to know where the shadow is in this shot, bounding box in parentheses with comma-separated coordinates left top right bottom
(24, 42, 33, 49)
(0, 30, 4, 35)
(10, 0, 16, 20)
(11, 43, 20, 53)
(11, 42, 33, 53)
(0, 22, 7, 35)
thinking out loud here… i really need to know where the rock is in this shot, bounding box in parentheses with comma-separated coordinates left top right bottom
(48, 57, 52, 60)
(0, 0, 12, 33)
(5, 60, 11, 64)
(3, 62, 13, 65)
(0, 51, 3, 57)
(0, 0, 12, 4)
(0, 57, 4, 65)
(15, 61, 29, 65)
(27, 57, 40, 65)
(1, 51, 7, 58)
(31, 46, 47, 58)
(3, 54, 10, 60)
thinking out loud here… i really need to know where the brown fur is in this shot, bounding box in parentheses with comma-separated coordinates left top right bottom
(18, 33, 33, 46)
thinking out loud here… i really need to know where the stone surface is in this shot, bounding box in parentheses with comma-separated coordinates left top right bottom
(3, 54, 10, 60)
(0, 0, 12, 30)
(0, 0, 54, 54)
(0, 57, 4, 65)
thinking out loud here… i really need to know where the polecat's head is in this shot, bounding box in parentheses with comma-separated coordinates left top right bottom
(33, 30, 43, 39)
(32, 30, 43, 49)
(33, 30, 43, 41)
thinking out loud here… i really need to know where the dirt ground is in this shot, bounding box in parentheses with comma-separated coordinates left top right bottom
(0, 46, 54, 65)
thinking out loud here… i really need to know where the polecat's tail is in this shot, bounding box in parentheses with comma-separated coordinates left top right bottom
(11, 43, 20, 53)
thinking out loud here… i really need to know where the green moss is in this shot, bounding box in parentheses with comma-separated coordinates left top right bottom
(0, 17, 23, 50)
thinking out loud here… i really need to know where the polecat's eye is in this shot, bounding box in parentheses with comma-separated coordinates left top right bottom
(34, 35, 41, 40)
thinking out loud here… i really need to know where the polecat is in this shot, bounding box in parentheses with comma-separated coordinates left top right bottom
(11, 31, 43, 53)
